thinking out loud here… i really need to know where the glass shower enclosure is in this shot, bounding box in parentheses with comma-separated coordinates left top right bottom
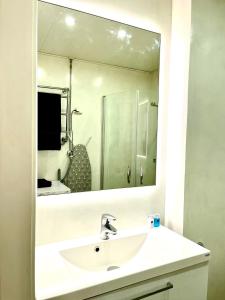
(101, 90, 157, 190)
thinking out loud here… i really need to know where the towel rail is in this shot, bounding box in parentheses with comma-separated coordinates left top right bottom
(38, 85, 71, 146)
(38, 59, 76, 157)
(38, 85, 69, 92)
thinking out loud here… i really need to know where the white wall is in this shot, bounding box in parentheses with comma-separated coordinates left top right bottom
(38, 0, 172, 223)
(36, 187, 157, 245)
(0, 0, 36, 299)
(184, 0, 225, 299)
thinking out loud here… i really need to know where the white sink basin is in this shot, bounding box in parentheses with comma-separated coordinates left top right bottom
(60, 232, 147, 272)
(36, 226, 210, 300)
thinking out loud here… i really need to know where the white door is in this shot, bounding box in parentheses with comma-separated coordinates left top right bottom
(101, 91, 137, 189)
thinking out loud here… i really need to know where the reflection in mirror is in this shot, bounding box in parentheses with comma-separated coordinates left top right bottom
(37, 1, 160, 196)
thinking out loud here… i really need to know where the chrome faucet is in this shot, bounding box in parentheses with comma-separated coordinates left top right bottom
(101, 213, 117, 240)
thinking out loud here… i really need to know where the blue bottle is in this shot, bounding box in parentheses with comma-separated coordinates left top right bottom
(154, 214, 160, 227)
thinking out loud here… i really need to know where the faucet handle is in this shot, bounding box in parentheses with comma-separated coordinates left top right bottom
(101, 213, 116, 224)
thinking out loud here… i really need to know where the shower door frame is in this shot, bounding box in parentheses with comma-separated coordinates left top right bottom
(100, 96, 106, 190)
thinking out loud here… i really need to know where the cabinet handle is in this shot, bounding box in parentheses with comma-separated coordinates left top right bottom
(140, 166, 143, 185)
(131, 282, 173, 300)
(127, 166, 131, 184)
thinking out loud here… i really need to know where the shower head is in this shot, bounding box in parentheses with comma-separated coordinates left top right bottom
(72, 109, 82, 115)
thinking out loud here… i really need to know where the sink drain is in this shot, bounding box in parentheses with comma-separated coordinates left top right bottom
(107, 266, 120, 271)
(94, 246, 100, 252)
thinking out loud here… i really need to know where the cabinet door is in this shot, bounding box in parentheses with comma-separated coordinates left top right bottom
(102, 91, 137, 189)
(89, 278, 172, 300)
(88, 263, 208, 300)
(167, 263, 208, 300)
(89, 285, 169, 300)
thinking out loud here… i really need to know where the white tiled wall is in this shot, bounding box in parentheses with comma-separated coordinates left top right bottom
(184, 0, 225, 299)
(38, 54, 70, 180)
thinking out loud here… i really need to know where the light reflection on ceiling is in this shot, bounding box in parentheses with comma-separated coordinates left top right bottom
(38, 2, 160, 72)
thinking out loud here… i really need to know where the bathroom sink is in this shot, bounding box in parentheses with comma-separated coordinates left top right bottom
(60, 232, 147, 272)
(36, 226, 210, 300)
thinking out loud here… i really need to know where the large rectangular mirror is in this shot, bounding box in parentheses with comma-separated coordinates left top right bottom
(37, 1, 160, 196)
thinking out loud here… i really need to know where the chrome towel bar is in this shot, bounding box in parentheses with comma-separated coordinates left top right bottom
(132, 282, 173, 300)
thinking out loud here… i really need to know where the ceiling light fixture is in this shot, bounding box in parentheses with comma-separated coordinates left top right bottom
(65, 16, 76, 27)
(117, 29, 127, 40)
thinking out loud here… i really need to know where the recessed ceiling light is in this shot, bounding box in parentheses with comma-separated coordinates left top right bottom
(117, 29, 127, 40)
(65, 16, 76, 27)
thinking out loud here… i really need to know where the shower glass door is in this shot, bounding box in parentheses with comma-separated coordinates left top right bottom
(135, 90, 157, 186)
(101, 91, 138, 189)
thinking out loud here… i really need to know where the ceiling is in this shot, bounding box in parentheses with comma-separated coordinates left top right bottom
(38, 2, 160, 72)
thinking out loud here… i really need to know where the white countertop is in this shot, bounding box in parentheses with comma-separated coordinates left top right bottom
(37, 181, 71, 196)
(35, 226, 210, 300)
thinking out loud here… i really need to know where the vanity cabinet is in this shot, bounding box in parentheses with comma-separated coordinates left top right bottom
(35, 225, 209, 300)
(89, 263, 208, 300)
